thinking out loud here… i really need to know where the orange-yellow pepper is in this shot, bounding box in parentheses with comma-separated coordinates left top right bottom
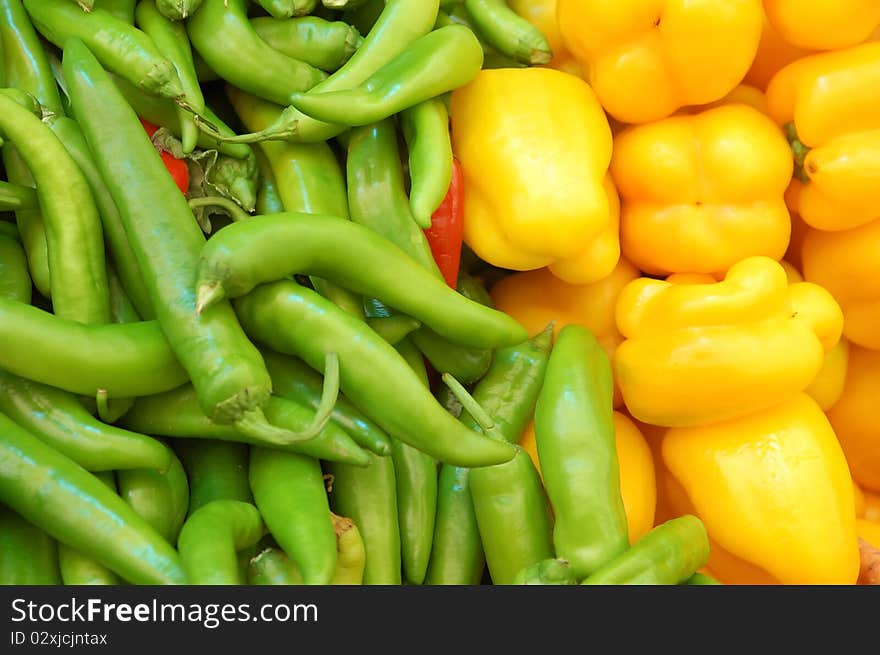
(450, 68, 619, 284)
(662, 393, 860, 585)
(519, 411, 656, 543)
(825, 345, 880, 493)
(766, 43, 880, 232)
(744, 9, 814, 90)
(858, 520, 880, 551)
(611, 104, 792, 276)
(762, 0, 880, 51)
(614, 256, 843, 428)
(556, 0, 762, 124)
(509, 0, 580, 74)
(801, 220, 880, 350)
(863, 489, 880, 523)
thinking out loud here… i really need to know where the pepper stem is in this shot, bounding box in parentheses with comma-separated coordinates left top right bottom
(95, 388, 133, 424)
(784, 122, 811, 184)
(187, 196, 252, 224)
(195, 282, 226, 316)
(193, 105, 299, 144)
(441, 372, 496, 433)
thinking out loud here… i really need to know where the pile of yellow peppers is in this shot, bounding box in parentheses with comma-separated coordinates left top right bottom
(451, 0, 880, 584)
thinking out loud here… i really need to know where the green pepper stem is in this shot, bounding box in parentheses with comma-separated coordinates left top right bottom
(193, 105, 299, 144)
(235, 402, 326, 445)
(187, 196, 252, 224)
(95, 388, 134, 424)
(195, 282, 226, 316)
(441, 372, 495, 433)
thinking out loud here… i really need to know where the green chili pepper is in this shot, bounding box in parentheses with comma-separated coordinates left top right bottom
(156, 0, 200, 20)
(196, 214, 526, 349)
(57, 471, 121, 586)
(197, 0, 439, 144)
(581, 516, 711, 586)
(290, 25, 482, 127)
(65, 39, 305, 444)
(366, 315, 422, 345)
(0, 505, 62, 585)
(0, 180, 37, 212)
(0, 411, 187, 584)
(326, 451, 400, 584)
(513, 559, 579, 585)
(0, 230, 31, 304)
(235, 280, 519, 467)
(400, 98, 452, 230)
(685, 572, 723, 585)
(187, 0, 326, 108)
(0, 297, 188, 398)
(262, 349, 392, 457)
(249, 448, 337, 585)
(134, 0, 205, 155)
(176, 440, 253, 518)
(0, 94, 110, 325)
(107, 263, 140, 324)
(117, 448, 189, 545)
(224, 87, 364, 319)
(254, 0, 316, 18)
(94, 0, 136, 23)
(0, 371, 171, 472)
(25, 0, 185, 99)
(119, 385, 370, 466)
(248, 546, 304, 584)
(177, 500, 265, 585)
(47, 115, 154, 320)
(250, 16, 362, 72)
(253, 147, 285, 215)
(464, 0, 551, 65)
(534, 324, 628, 579)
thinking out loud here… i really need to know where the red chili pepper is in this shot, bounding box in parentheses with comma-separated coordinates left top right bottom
(423, 158, 464, 290)
(139, 118, 189, 195)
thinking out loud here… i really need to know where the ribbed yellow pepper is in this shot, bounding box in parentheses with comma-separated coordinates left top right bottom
(801, 220, 880, 350)
(662, 393, 860, 585)
(767, 43, 880, 232)
(519, 411, 656, 543)
(825, 345, 880, 493)
(744, 10, 814, 90)
(556, 0, 762, 124)
(763, 0, 880, 51)
(611, 104, 792, 276)
(614, 256, 843, 428)
(450, 68, 619, 284)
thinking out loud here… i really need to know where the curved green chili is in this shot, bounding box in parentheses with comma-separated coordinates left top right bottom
(177, 500, 265, 584)
(400, 97, 452, 230)
(0, 505, 62, 585)
(249, 447, 337, 585)
(426, 325, 553, 585)
(262, 349, 391, 457)
(0, 94, 110, 324)
(0, 411, 187, 584)
(156, 0, 200, 20)
(326, 451, 400, 585)
(253, 146, 285, 215)
(117, 448, 189, 545)
(176, 440, 253, 518)
(65, 39, 299, 445)
(581, 516, 711, 586)
(290, 25, 482, 127)
(513, 559, 578, 585)
(0, 180, 37, 211)
(0, 230, 31, 304)
(134, 0, 205, 154)
(534, 324, 628, 579)
(25, 0, 184, 99)
(248, 547, 304, 585)
(119, 385, 370, 466)
(234, 280, 519, 468)
(195, 214, 527, 349)
(186, 0, 326, 108)
(464, 0, 551, 65)
(366, 315, 422, 345)
(250, 16, 362, 72)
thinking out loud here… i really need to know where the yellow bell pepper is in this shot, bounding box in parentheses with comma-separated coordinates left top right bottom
(801, 220, 880, 350)
(611, 104, 792, 276)
(864, 489, 880, 523)
(766, 42, 880, 232)
(762, 0, 880, 51)
(614, 256, 843, 428)
(662, 393, 860, 585)
(519, 411, 656, 543)
(858, 520, 880, 551)
(825, 345, 880, 493)
(744, 9, 814, 90)
(450, 68, 619, 284)
(556, 0, 763, 124)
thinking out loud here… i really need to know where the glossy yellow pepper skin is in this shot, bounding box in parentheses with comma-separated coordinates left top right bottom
(556, 0, 762, 124)
(614, 256, 843, 428)
(744, 10, 814, 90)
(663, 393, 860, 585)
(825, 345, 880, 493)
(450, 68, 619, 284)
(611, 104, 792, 276)
(767, 43, 880, 232)
(763, 0, 880, 51)
(801, 219, 880, 350)
(519, 411, 656, 544)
